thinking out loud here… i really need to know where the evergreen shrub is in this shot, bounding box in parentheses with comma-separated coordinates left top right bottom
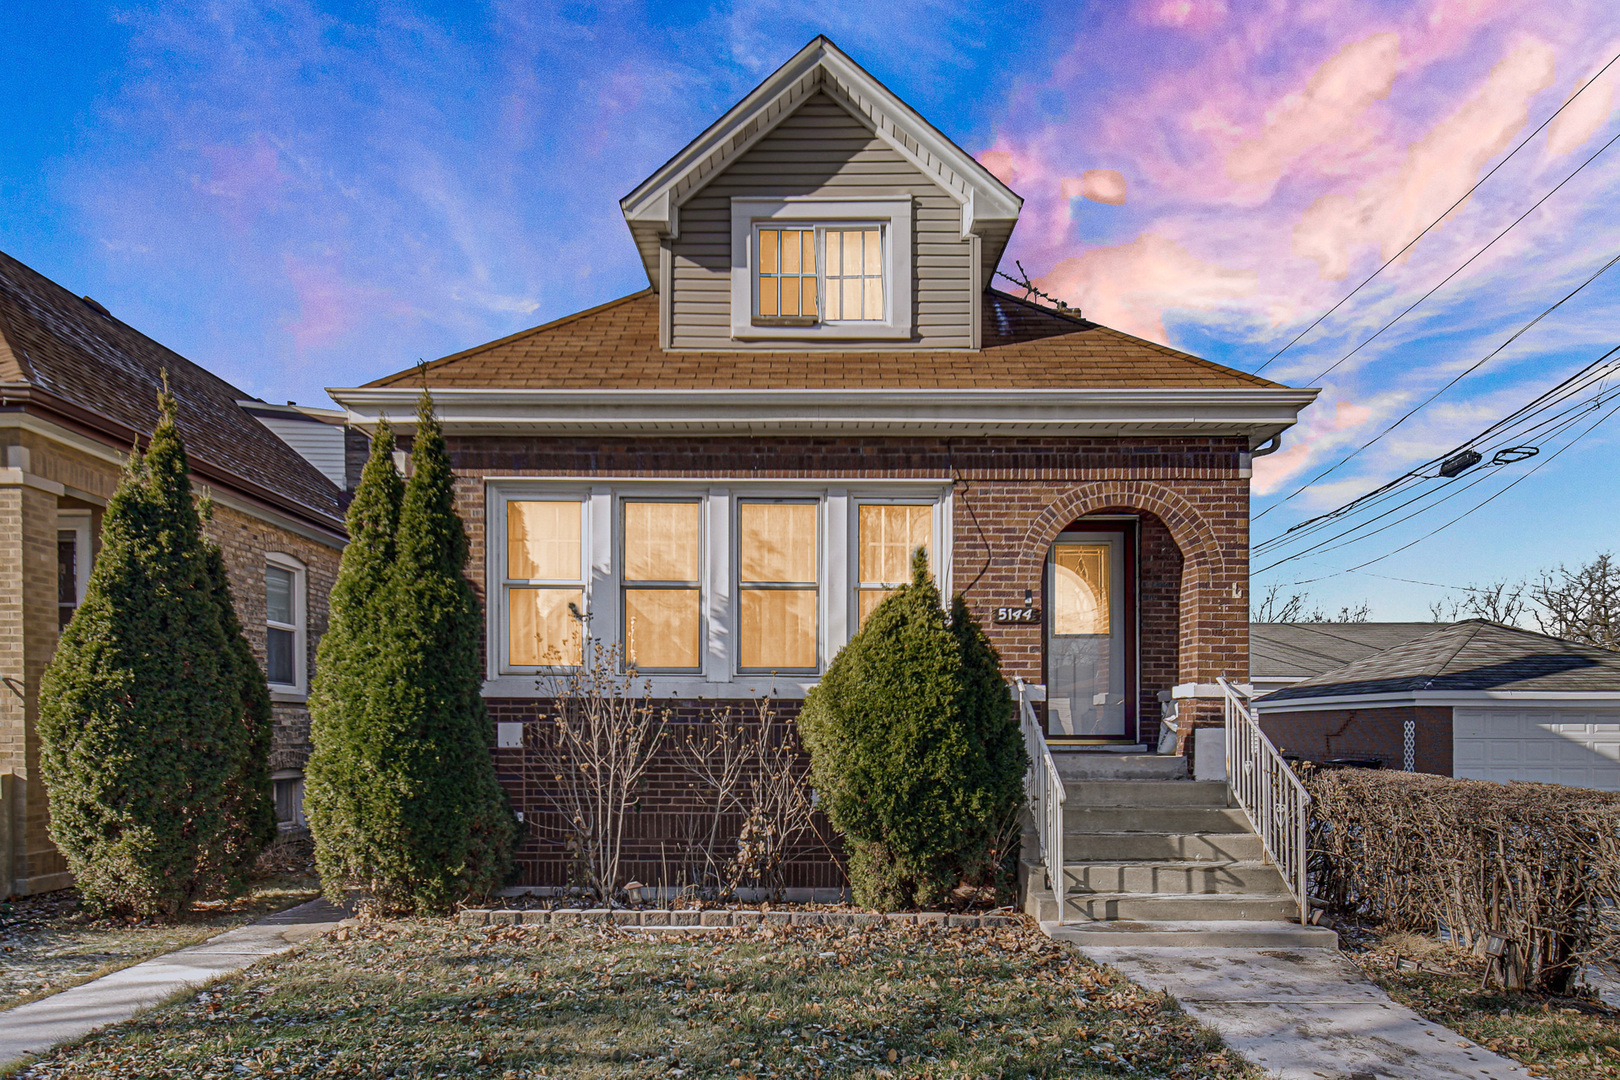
(799, 551, 1026, 909)
(39, 389, 270, 915)
(307, 399, 515, 911)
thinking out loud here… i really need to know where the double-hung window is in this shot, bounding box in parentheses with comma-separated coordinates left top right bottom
(505, 499, 585, 668)
(855, 503, 933, 628)
(731, 197, 912, 340)
(621, 500, 703, 672)
(737, 501, 818, 671)
(265, 553, 307, 694)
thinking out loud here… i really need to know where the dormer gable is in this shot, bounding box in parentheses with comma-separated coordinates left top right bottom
(620, 37, 1022, 352)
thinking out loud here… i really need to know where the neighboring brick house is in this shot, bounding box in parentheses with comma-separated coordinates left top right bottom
(331, 36, 1316, 890)
(1255, 620, 1620, 790)
(0, 249, 348, 896)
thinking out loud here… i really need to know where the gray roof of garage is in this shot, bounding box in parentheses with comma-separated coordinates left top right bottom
(1259, 620, 1620, 703)
(1252, 622, 1443, 680)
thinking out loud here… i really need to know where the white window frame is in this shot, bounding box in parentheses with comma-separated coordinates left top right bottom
(618, 494, 706, 675)
(734, 497, 823, 676)
(491, 490, 591, 676)
(850, 497, 944, 629)
(56, 510, 92, 630)
(484, 479, 951, 698)
(265, 552, 308, 698)
(729, 196, 914, 341)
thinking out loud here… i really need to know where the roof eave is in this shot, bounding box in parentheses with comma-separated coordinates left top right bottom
(328, 385, 1318, 443)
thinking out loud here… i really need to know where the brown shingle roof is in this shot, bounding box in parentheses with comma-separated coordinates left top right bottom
(367, 289, 1282, 391)
(0, 250, 346, 532)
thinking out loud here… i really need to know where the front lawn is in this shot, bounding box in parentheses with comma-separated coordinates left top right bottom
(12, 918, 1259, 1079)
(0, 851, 319, 1011)
(1348, 930, 1620, 1080)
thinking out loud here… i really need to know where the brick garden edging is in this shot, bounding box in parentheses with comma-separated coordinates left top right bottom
(458, 909, 1019, 929)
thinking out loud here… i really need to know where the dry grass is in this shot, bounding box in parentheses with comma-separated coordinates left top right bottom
(12, 917, 1261, 1079)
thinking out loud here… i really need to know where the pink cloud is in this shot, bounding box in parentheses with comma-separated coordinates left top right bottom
(1253, 400, 1375, 495)
(1036, 233, 1256, 342)
(196, 136, 288, 229)
(1139, 0, 1229, 30)
(1545, 45, 1620, 156)
(281, 255, 409, 354)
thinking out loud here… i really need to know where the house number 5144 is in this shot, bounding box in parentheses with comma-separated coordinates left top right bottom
(993, 607, 1041, 624)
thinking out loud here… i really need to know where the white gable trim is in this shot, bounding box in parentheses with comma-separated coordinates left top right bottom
(621, 36, 1021, 244)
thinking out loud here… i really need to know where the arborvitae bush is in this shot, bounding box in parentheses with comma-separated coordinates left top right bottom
(305, 421, 404, 896)
(39, 390, 265, 916)
(799, 551, 1026, 910)
(310, 398, 514, 911)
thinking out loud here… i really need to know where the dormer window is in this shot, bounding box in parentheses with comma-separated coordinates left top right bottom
(732, 197, 912, 341)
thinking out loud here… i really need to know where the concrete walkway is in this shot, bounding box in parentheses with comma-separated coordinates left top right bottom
(1069, 942, 1527, 1080)
(0, 898, 346, 1069)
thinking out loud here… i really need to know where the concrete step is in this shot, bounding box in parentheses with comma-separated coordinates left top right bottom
(1052, 753, 1186, 782)
(1065, 831, 1267, 863)
(1064, 805, 1251, 834)
(1043, 919, 1338, 949)
(1059, 780, 1229, 808)
(1063, 860, 1286, 896)
(1032, 891, 1300, 924)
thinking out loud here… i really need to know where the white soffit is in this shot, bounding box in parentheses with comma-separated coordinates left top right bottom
(619, 36, 1022, 248)
(330, 387, 1317, 443)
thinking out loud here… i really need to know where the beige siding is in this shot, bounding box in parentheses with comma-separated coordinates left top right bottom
(669, 93, 974, 351)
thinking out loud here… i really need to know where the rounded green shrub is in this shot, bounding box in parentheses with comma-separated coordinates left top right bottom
(799, 550, 1026, 909)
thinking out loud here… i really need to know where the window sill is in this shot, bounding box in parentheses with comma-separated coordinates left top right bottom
(732, 322, 913, 341)
(269, 688, 309, 704)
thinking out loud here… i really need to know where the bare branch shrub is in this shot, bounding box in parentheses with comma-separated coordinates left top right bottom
(528, 637, 667, 903)
(1307, 769, 1620, 993)
(1428, 579, 1528, 625)
(1252, 583, 1371, 623)
(671, 697, 816, 902)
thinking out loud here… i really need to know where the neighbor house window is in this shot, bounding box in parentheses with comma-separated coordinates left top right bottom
(856, 504, 933, 627)
(505, 499, 585, 668)
(621, 500, 702, 672)
(57, 511, 92, 631)
(731, 198, 912, 340)
(265, 553, 307, 693)
(273, 771, 306, 830)
(738, 501, 818, 671)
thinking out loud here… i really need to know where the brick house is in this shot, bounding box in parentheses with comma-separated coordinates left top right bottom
(0, 249, 348, 896)
(331, 36, 1316, 891)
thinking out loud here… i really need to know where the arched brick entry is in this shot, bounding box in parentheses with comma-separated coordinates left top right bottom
(1011, 480, 1249, 717)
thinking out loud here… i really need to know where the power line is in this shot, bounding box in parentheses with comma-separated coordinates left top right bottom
(1250, 46, 1620, 376)
(1302, 127, 1620, 386)
(1256, 251, 1620, 520)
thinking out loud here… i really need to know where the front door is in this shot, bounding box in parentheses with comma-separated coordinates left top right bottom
(1046, 529, 1131, 741)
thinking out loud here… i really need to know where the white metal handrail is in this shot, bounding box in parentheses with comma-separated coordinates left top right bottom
(1219, 676, 1309, 925)
(1016, 677, 1066, 920)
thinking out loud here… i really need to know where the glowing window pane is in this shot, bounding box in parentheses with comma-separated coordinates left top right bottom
(759, 230, 778, 273)
(625, 588, 702, 669)
(739, 503, 817, 583)
(824, 227, 883, 321)
(857, 588, 897, 628)
(624, 502, 701, 582)
(756, 227, 816, 321)
(508, 501, 581, 580)
(740, 589, 817, 669)
(1052, 544, 1110, 636)
(857, 504, 932, 585)
(510, 588, 583, 666)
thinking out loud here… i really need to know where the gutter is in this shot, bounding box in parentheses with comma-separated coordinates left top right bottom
(1253, 689, 1620, 712)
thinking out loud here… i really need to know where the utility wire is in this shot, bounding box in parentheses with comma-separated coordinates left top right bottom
(1256, 251, 1620, 521)
(1251, 46, 1620, 376)
(1302, 127, 1620, 386)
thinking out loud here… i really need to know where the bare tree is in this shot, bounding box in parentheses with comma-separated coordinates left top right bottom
(529, 637, 668, 903)
(1531, 553, 1620, 651)
(1428, 580, 1528, 625)
(1252, 583, 1371, 623)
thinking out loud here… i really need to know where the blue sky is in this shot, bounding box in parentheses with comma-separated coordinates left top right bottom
(4, 0, 1620, 620)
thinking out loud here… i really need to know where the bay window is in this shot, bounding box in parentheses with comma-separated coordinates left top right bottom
(487, 483, 947, 688)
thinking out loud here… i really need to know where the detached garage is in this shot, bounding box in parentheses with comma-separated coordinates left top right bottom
(1253, 620, 1620, 791)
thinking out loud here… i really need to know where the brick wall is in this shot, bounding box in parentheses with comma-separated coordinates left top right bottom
(1259, 705, 1453, 775)
(436, 432, 1250, 887)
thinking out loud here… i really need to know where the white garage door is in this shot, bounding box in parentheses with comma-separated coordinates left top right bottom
(1453, 708, 1620, 791)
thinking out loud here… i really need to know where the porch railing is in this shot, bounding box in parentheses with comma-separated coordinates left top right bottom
(1017, 677, 1066, 921)
(1219, 677, 1309, 925)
